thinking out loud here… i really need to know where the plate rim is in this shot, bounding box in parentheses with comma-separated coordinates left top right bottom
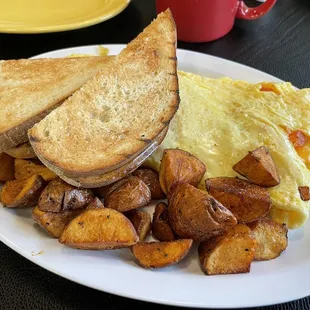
(1, 44, 308, 309)
(0, 0, 130, 34)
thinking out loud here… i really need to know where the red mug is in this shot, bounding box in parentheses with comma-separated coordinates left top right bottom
(156, 0, 277, 42)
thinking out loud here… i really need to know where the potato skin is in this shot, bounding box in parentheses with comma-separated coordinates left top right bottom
(247, 218, 288, 261)
(205, 177, 271, 223)
(1, 175, 46, 208)
(168, 183, 237, 242)
(32, 206, 83, 238)
(38, 178, 94, 212)
(85, 197, 104, 210)
(0, 153, 15, 182)
(105, 176, 151, 212)
(132, 239, 193, 269)
(159, 149, 206, 195)
(152, 202, 175, 241)
(59, 208, 139, 250)
(198, 224, 256, 275)
(233, 146, 280, 187)
(132, 168, 165, 199)
(125, 210, 151, 241)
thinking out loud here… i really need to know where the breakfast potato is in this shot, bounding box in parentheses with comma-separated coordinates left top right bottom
(14, 158, 57, 181)
(132, 168, 165, 199)
(32, 206, 83, 238)
(85, 197, 104, 210)
(59, 208, 139, 250)
(38, 178, 94, 212)
(168, 183, 237, 242)
(0, 175, 46, 208)
(5, 142, 36, 159)
(105, 176, 151, 212)
(233, 146, 280, 187)
(159, 149, 206, 195)
(0, 153, 15, 182)
(198, 224, 256, 275)
(152, 202, 175, 241)
(298, 186, 310, 201)
(247, 218, 288, 261)
(132, 239, 193, 269)
(205, 177, 271, 223)
(125, 210, 151, 241)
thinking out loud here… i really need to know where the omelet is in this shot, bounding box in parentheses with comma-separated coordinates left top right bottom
(146, 71, 310, 229)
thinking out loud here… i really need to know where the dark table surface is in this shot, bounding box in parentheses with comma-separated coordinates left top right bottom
(1, 0, 310, 309)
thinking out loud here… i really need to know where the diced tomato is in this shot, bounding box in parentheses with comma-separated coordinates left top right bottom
(289, 130, 307, 148)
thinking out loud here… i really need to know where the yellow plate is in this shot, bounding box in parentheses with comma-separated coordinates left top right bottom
(0, 0, 130, 33)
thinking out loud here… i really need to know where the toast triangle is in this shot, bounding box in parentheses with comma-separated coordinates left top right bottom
(0, 56, 113, 151)
(29, 10, 179, 181)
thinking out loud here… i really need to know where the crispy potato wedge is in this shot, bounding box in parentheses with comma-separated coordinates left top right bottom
(85, 197, 104, 210)
(0, 153, 15, 182)
(105, 176, 151, 212)
(298, 186, 310, 201)
(14, 158, 57, 181)
(199, 224, 256, 275)
(63, 188, 94, 211)
(247, 218, 288, 261)
(152, 202, 175, 241)
(205, 177, 271, 223)
(132, 168, 165, 199)
(159, 149, 206, 195)
(125, 210, 151, 241)
(0, 175, 46, 208)
(168, 183, 237, 242)
(5, 142, 36, 159)
(132, 239, 193, 269)
(59, 208, 139, 250)
(38, 178, 94, 212)
(233, 146, 280, 187)
(32, 206, 83, 238)
(38, 178, 72, 212)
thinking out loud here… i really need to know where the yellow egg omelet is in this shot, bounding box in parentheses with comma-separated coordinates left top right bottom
(146, 70, 310, 229)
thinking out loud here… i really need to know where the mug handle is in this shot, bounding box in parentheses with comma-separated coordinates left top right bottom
(236, 0, 277, 20)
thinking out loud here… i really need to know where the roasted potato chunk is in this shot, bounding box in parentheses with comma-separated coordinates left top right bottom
(5, 142, 36, 159)
(298, 186, 310, 201)
(132, 168, 165, 199)
(85, 197, 104, 210)
(0, 153, 15, 182)
(159, 149, 206, 195)
(105, 176, 151, 212)
(125, 210, 151, 241)
(199, 224, 256, 275)
(205, 177, 271, 223)
(1, 175, 46, 208)
(32, 206, 83, 238)
(233, 146, 280, 187)
(59, 208, 139, 250)
(247, 218, 288, 261)
(168, 183, 237, 242)
(38, 178, 94, 212)
(14, 158, 57, 181)
(132, 239, 193, 269)
(152, 202, 175, 241)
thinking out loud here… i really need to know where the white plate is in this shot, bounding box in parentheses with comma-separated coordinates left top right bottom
(1, 45, 309, 309)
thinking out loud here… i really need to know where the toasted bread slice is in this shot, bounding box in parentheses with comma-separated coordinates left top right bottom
(58, 127, 168, 187)
(0, 56, 113, 152)
(28, 10, 179, 180)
